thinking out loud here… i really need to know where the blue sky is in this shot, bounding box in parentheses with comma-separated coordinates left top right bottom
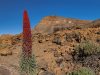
(0, 0, 100, 34)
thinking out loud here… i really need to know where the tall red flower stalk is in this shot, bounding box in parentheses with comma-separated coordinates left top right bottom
(22, 10, 32, 58)
(20, 10, 36, 75)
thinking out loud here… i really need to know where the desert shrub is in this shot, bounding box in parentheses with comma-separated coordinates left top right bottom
(74, 41, 100, 55)
(52, 37, 61, 45)
(65, 32, 81, 43)
(12, 37, 22, 45)
(72, 25, 83, 29)
(20, 54, 37, 75)
(73, 41, 100, 61)
(82, 55, 100, 75)
(67, 67, 95, 75)
(65, 33, 73, 42)
(72, 32, 81, 43)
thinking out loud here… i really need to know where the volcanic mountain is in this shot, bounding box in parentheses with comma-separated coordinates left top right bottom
(0, 16, 100, 75)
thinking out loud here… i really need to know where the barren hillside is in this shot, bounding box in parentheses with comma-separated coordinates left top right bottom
(0, 16, 100, 75)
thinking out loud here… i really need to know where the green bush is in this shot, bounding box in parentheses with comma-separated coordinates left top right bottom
(67, 67, 95, 75)
(20, 54, 37, 75)
(74, 41, 100, 55)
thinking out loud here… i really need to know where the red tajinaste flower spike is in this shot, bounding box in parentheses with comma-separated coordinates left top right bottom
(20, 10, 36, 75)
(22, 10, 32, 58)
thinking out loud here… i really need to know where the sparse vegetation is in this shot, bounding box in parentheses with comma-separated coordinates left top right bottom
(20, 54, 36, 75)
(73, 41, 100, 61)
(72, 32, 82, 43)
(65, 33, 73, 42)
(74, 41, 100, 55)
(67, 67, 95, 75)
(72, 25, 83, 29)
(65, 32, 81, 43)
(52, 37, 61, 45)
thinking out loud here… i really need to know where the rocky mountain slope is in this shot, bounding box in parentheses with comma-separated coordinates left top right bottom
(0, 16, 100, 75)
(33, 16, 91, 34)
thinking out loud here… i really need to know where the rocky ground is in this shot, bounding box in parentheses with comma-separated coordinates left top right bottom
(0, 16, 100, 75)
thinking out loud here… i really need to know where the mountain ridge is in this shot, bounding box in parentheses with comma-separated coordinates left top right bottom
(33, 16, 92, 34)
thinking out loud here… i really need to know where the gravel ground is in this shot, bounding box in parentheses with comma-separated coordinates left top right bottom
(0, 66, 10, 75)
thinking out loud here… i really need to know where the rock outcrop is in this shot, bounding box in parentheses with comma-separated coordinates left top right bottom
(33, 16, 91, 34)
